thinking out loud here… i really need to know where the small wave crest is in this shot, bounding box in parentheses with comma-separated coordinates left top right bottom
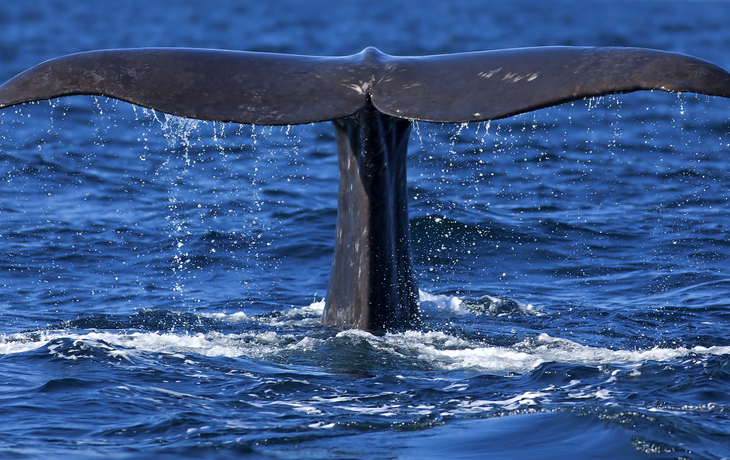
(418, 290, 543, 317)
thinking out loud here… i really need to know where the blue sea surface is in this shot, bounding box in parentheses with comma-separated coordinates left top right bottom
(1, 1, 730, 458)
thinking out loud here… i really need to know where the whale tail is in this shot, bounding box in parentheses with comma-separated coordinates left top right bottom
(2, 47, 730, 331)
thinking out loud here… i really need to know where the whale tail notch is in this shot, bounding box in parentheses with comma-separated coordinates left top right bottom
(2, 47, 730, 331)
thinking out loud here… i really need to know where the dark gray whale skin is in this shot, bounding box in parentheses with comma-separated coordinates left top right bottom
(2, 46, 730, 331)
(325, 104, 419, 330)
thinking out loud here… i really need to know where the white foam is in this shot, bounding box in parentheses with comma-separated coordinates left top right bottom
(0, 333, 49, 355)
(3, 324, 729, 376)
(200, 311, 250, 322)
(0, 330, 298, 360)
(199, 298, 324, 326)
(418, 290, 469, 315)
(418, 291, 543, 317)
(408, 333, 730, 373)
(324, 329, 730, 374)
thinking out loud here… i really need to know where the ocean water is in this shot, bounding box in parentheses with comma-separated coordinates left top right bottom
(1, 1, 730, 458)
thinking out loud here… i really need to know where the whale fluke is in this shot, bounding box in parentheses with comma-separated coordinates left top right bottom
(1, 47, 730, 331)
(1, 47, 729, 124)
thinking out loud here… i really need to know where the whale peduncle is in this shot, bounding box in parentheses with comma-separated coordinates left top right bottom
(322, 102, 419, 331)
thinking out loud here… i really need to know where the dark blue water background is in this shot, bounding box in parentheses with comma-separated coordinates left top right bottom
(1, 1, 730, 458)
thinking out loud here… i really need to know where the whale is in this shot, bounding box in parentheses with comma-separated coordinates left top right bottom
(1, 46, 730, 331)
